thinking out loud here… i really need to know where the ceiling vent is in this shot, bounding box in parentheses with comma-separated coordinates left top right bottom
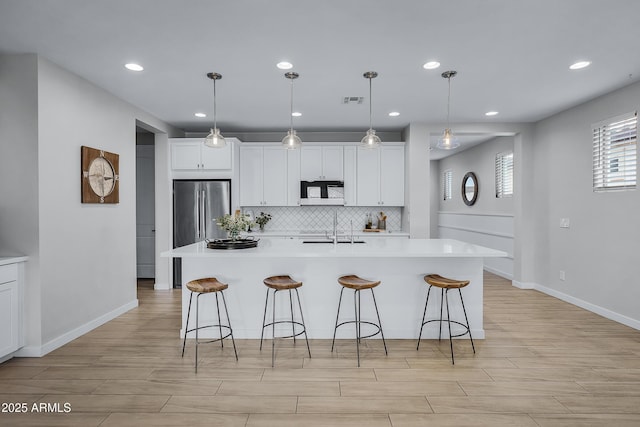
(342, 96, 364, 104)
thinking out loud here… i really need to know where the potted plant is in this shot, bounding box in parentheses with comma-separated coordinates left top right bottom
(255, 212, 272, 231)
(216, 213, 253, 241)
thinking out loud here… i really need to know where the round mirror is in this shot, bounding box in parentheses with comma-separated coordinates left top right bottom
(462, 172, 478, 206)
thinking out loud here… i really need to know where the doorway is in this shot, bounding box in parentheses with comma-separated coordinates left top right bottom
(136, 127, 155, 280)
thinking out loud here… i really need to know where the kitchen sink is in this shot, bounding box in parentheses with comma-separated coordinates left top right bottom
(302, 240, 366, 244)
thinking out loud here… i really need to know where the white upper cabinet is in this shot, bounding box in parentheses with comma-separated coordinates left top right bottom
(300, 146, 343, 181)
(356, 145, 405, 206)
(239, 145, 288, 206)
(170, 138, 234, 170)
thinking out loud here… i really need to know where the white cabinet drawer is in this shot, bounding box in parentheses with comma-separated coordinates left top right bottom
(0, 264, 17, 285)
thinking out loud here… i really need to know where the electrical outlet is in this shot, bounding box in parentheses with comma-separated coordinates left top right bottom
(559, 270, 566, 281)
(560, 218, 570, 228)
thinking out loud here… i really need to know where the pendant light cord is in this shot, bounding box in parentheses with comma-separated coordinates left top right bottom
(213, 78, 218, 130)
(368, 76, 373, 131)
(289, 76, 294, 132)
(446, 75, 451, 130)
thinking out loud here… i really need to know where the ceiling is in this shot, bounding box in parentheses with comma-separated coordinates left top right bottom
(2, 0, 640, 156)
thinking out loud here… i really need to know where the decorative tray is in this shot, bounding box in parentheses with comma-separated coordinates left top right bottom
(207, 238, 259, 250)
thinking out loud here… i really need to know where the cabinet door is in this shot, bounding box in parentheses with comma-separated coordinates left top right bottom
(321, 146, 344, 180)
(287, 149, 301, 206)
(380, 146, 405, 206)
(300, 146, 323, 180)
(343, 147, 357, 205)
(262, 147, 288, 206)
(0, 280, 19, 357)
(200, 139, 233, 170)
(171, 142, 202, 170)
(239, 146, 264, 206)
(356, 147, 380, 206)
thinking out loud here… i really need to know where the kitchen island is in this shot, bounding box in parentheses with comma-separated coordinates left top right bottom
(162, 238, 506, 340)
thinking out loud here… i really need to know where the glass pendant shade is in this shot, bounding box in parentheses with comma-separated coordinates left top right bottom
(438, 70, 459, 150)
(437, 128, 460, 150)
(282, 129, 302, 149)
(204, 72, 226, 148)
(282, 72, 301, 149)
(204, 127, 226, 148)
(361, 71, 381, 148)
(361, 129, 382, 148)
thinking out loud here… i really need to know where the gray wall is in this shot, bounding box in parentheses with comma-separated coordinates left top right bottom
(531, 80, 640, 326)
(436, 136, 515, 214)
(0, 54, 180, 355)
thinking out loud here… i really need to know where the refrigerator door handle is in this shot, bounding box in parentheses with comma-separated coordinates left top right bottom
(196, 190, 201, 239)
(201, 190, 206, 239)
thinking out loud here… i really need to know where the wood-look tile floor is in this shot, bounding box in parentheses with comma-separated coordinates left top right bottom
(1, 273, 640, 426)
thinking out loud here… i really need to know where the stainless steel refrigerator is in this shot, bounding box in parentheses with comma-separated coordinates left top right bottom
(173, 179, 231, 287)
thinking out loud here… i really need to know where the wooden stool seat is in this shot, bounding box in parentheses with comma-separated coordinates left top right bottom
(263, 275, 302, 290)
(338, 274, 380, 290)
(424, 274, 469, 289)
(186, 278, 228, 293)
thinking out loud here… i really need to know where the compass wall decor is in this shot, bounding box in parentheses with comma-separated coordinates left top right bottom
(81, 146, 120, 204)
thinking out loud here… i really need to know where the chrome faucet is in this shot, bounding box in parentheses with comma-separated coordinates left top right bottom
(332, 210, 338, 245)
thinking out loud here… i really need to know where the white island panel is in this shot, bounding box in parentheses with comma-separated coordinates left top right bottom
(162, 239, 505, 340)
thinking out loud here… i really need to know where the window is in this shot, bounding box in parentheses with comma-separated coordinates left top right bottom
(443, 170, 452, 200)
(495, 152, 513, 198)
(593, 112, 637, 191)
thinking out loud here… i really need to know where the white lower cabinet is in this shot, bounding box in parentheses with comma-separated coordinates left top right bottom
(0, 261, 24, 360)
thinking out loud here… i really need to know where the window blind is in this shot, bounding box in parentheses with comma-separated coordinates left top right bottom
(495, 152, 513, 198)
(443, 170, 452, 200)
(593, 112, 637, 191)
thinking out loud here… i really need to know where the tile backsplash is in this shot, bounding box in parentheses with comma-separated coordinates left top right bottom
(242, 206, 402, 232)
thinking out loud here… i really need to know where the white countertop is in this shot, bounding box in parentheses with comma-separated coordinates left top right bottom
(162, 238, 506, 259)
(0, 256, 28, 266)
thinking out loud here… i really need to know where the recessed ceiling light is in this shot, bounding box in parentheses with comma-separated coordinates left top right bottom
(124, 63, 144, 71)
(388, 111, 400, 117)
(485, 111, 499, 116)
(194, 112, 206, 118)
(569, 61, 591, 70)
(277, 61, 293, 70)
(423, 61, 441, 70)
(292, 112, 302, 117)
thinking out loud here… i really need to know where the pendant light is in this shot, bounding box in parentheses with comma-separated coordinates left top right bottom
(282, 72, 302, 149)
(204, 72, 226, 148)
(361, 71, 381, 148)
(437, 70, 460, 150)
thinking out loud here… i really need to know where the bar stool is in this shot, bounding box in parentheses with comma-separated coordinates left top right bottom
(331, 274, 388, 367)
(417, 274, 475, 364)
(260, 275, 311, 367)
(182, 278, 238, 372)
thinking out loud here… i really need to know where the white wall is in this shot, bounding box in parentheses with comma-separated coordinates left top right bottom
(0, 54, 180, 355)
(531, 80, 640, 328)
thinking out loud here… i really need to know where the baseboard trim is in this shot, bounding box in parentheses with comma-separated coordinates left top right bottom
(533, 283, 640, 331)
(14, 299, 139, 358)
(512, 280, 535, 289)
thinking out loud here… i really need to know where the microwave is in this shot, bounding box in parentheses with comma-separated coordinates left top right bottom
(300, 181, 345, 205)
